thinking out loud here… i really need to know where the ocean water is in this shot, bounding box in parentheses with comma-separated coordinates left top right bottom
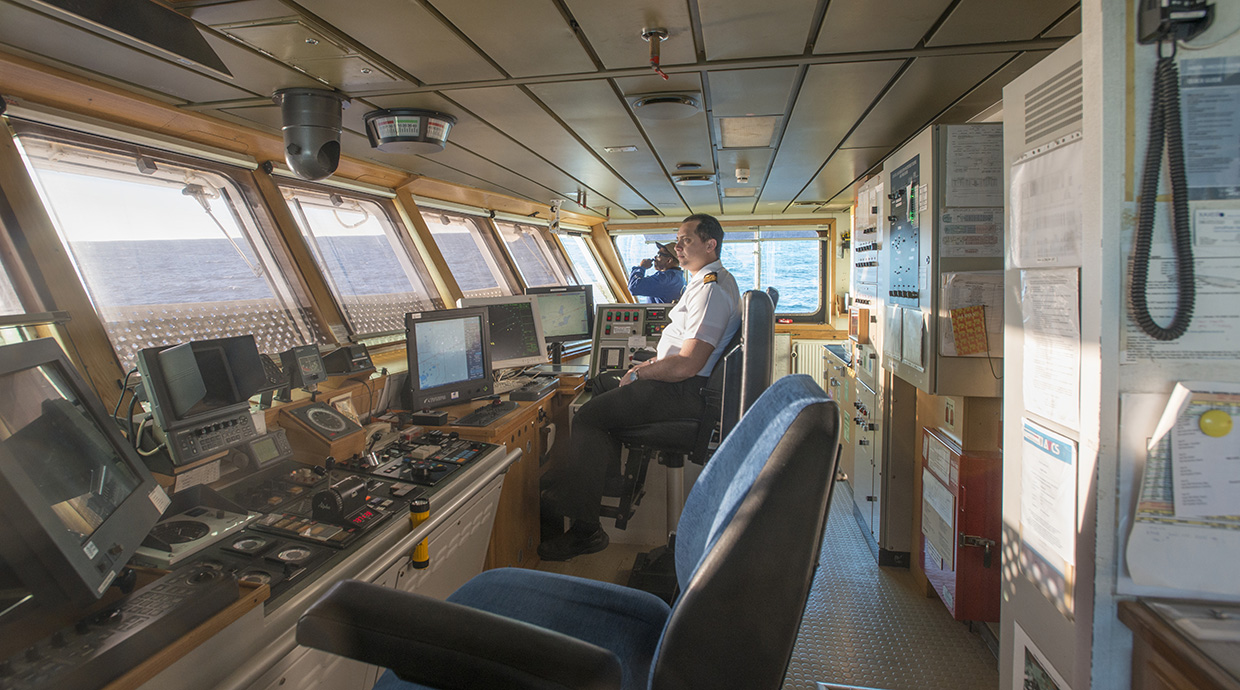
(68, 235, 822, 317)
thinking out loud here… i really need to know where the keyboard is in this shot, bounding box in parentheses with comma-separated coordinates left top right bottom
(1, 564, 240, 690)
(454, 400, 520, 427)
(492, 375, 533, 395)
(509, 376, 559, 401)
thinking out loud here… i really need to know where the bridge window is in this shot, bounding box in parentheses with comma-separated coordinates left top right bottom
(420, 210, 512, 298)
(614, 228, 824, 317)
(282, 185, 440, 337)
(495, 220, 567, 288)
(558, 233, 617, 305)
(13, 124, 324, 369)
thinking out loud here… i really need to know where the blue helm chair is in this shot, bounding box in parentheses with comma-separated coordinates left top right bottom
(297, 374, 841, 690)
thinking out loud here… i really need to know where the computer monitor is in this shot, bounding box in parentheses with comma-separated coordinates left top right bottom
(527, 285, 593, 364)
(404, 307, 494, 410)
(0, 338, 166, 615)
(458, 295, 548, 370)
(137, 335, 267, 431)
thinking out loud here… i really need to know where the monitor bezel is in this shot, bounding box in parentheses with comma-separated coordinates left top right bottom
(0, 338, 165, 610)
(136, 335, 266, 431)
(458, 295, 549, 370)
(526, 284, 594, 343)
(404, 307, 494, 410)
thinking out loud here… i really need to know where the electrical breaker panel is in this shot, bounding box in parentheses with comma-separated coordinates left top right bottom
(880, 124, 1004, 397)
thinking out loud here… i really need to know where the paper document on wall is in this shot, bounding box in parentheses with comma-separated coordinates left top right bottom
(884, 304, 903, 360)
(1020, 419, 1077, 571)
(902, 308, 924, 371)
(940, 271, 1003, 357)
(945, 125, 1004, 207)
(939, 208, 1003, 258)
(1127, 381, 1240, 597)
(1122, 205, 1240, 363)
(1020, 269, 1080, 431)
(1010, 138, 1083, 268)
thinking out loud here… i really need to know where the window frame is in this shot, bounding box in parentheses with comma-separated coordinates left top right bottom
(10, 120, 329, 368)
(419, 207, 521, 298)
(493, 219, 571, 289)
(277, 179, 444, 339)
(610, 223, 830, 322)
(557, 231, 618, 306)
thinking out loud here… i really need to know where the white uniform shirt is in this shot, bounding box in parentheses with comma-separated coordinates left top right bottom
(656, 259, 741, 377)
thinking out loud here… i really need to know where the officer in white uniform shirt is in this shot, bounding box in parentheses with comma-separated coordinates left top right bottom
(539, 213, 741, 561)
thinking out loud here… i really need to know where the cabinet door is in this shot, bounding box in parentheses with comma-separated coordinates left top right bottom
(485, 403, 545, 569)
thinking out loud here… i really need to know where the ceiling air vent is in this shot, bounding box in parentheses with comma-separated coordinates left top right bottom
(673, 174, 714, 187)
(630, 93, 701, 120)
(630, 209, 660, 217)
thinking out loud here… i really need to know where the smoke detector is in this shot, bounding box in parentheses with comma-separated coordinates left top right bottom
(630, 92, 701, 120)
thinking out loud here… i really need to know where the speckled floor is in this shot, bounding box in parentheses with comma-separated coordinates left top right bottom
(538, 481, 999, 690)
(782, 481, 999, 690)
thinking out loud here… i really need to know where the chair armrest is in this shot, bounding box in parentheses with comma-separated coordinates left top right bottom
(297, 579, 623, 690)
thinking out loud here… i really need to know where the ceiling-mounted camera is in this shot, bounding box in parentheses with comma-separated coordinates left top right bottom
(272, 88, 349, 180)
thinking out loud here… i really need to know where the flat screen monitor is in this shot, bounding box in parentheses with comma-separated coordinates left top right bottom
(404, 307, 493, 410)
(458, 295, 548, 370)
(137, 335, 267, 431)
(527, 285, 594, 343)
(0, 338, 165, 613)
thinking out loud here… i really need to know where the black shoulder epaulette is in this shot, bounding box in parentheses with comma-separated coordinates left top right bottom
(702, 272, 717, 284)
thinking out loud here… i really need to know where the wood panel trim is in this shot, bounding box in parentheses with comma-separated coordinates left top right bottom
(393, 186, 460, 306)
(249, 169, 346, 342)
(587, 222, 632, 302)
(609, 217, 838, 231)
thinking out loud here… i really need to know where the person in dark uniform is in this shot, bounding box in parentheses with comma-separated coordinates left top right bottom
(627, 241, 686, 303)
(539, 214, 741, 561)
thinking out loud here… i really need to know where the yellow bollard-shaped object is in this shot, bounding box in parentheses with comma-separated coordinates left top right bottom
(409, 497, 430, 569)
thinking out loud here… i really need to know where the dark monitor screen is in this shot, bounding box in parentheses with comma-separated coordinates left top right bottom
(458, 296, 547, 370)
(527, 285, 594, 343)
(0, 339, 165, 612)
(404, 307, 493, 410)
(137, 335, 267, 430)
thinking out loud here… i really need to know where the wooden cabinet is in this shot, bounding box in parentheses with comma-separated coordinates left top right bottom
(1119, 600, 1240, 690)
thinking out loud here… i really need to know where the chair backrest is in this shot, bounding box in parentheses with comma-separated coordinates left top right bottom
(650, 375, 840, 689)
(717, 289, 776, 439)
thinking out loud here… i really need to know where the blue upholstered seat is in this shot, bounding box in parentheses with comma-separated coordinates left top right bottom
(299, 374, 841, 690)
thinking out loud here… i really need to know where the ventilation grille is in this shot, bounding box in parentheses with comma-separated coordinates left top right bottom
(630, 209, 660, 217)
(1024, 60, 1083, 146)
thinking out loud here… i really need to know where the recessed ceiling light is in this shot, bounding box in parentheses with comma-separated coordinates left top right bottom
(630, 92, 701, 120)
(603, 145, 639, 153)
(673, 174, 715, 187)
(724, 187, 757, 197)
(719, 116, 779, 148)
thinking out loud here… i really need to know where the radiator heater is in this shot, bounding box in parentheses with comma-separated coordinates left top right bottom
(790, 340, 833, 383)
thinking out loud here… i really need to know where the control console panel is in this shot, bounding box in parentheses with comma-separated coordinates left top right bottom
(589, 303, 673, 377)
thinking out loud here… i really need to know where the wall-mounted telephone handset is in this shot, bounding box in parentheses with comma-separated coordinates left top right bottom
(1130, 1, 1213, 341)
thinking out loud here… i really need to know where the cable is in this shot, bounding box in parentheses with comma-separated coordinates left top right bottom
(126, 391, 140, 444)
(1179, 21, 1240, 50)
(112, 367, 137, 423)
(360, 377, 375, 422)
(133, 418, 166, 457)
(1130, 42, 1195, 341)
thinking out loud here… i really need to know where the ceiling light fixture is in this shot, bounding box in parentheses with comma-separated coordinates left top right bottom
(603, 145, 639, 153)
(363, 108, 456, 154)
(719, 116, 779, 148)
(673, 173, 715, 187)
(676, 162, 702, 170)
(630, 92, 701, 120)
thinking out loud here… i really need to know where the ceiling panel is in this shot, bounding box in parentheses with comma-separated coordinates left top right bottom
(292, 0, 503, 84)
(798, 146, 889, 205)
(718, 148, 773, 188)
(366, 92, 621, 210)
(677, 185, 723, 216)
(613, 74, 714, 176)
(427, 0, 595, 77)
(1043, 7, 1081, 38)
(200, 31, 323, 99)
(697, 0, 818, 61)
(447, 86, 650, 210)
(0, 2, 255, 103)
(815, 0, 954, 54)
(936, 51, 1052, 123)
(708, 67, 798, 117)
(842, 53, 1013, 150)
(926, 0, 1079, 46)
(527, 80, 683, 212)
(563, 0, 694, 70)
(178, 0, 295, 27)
(759, 60, 904, 206)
